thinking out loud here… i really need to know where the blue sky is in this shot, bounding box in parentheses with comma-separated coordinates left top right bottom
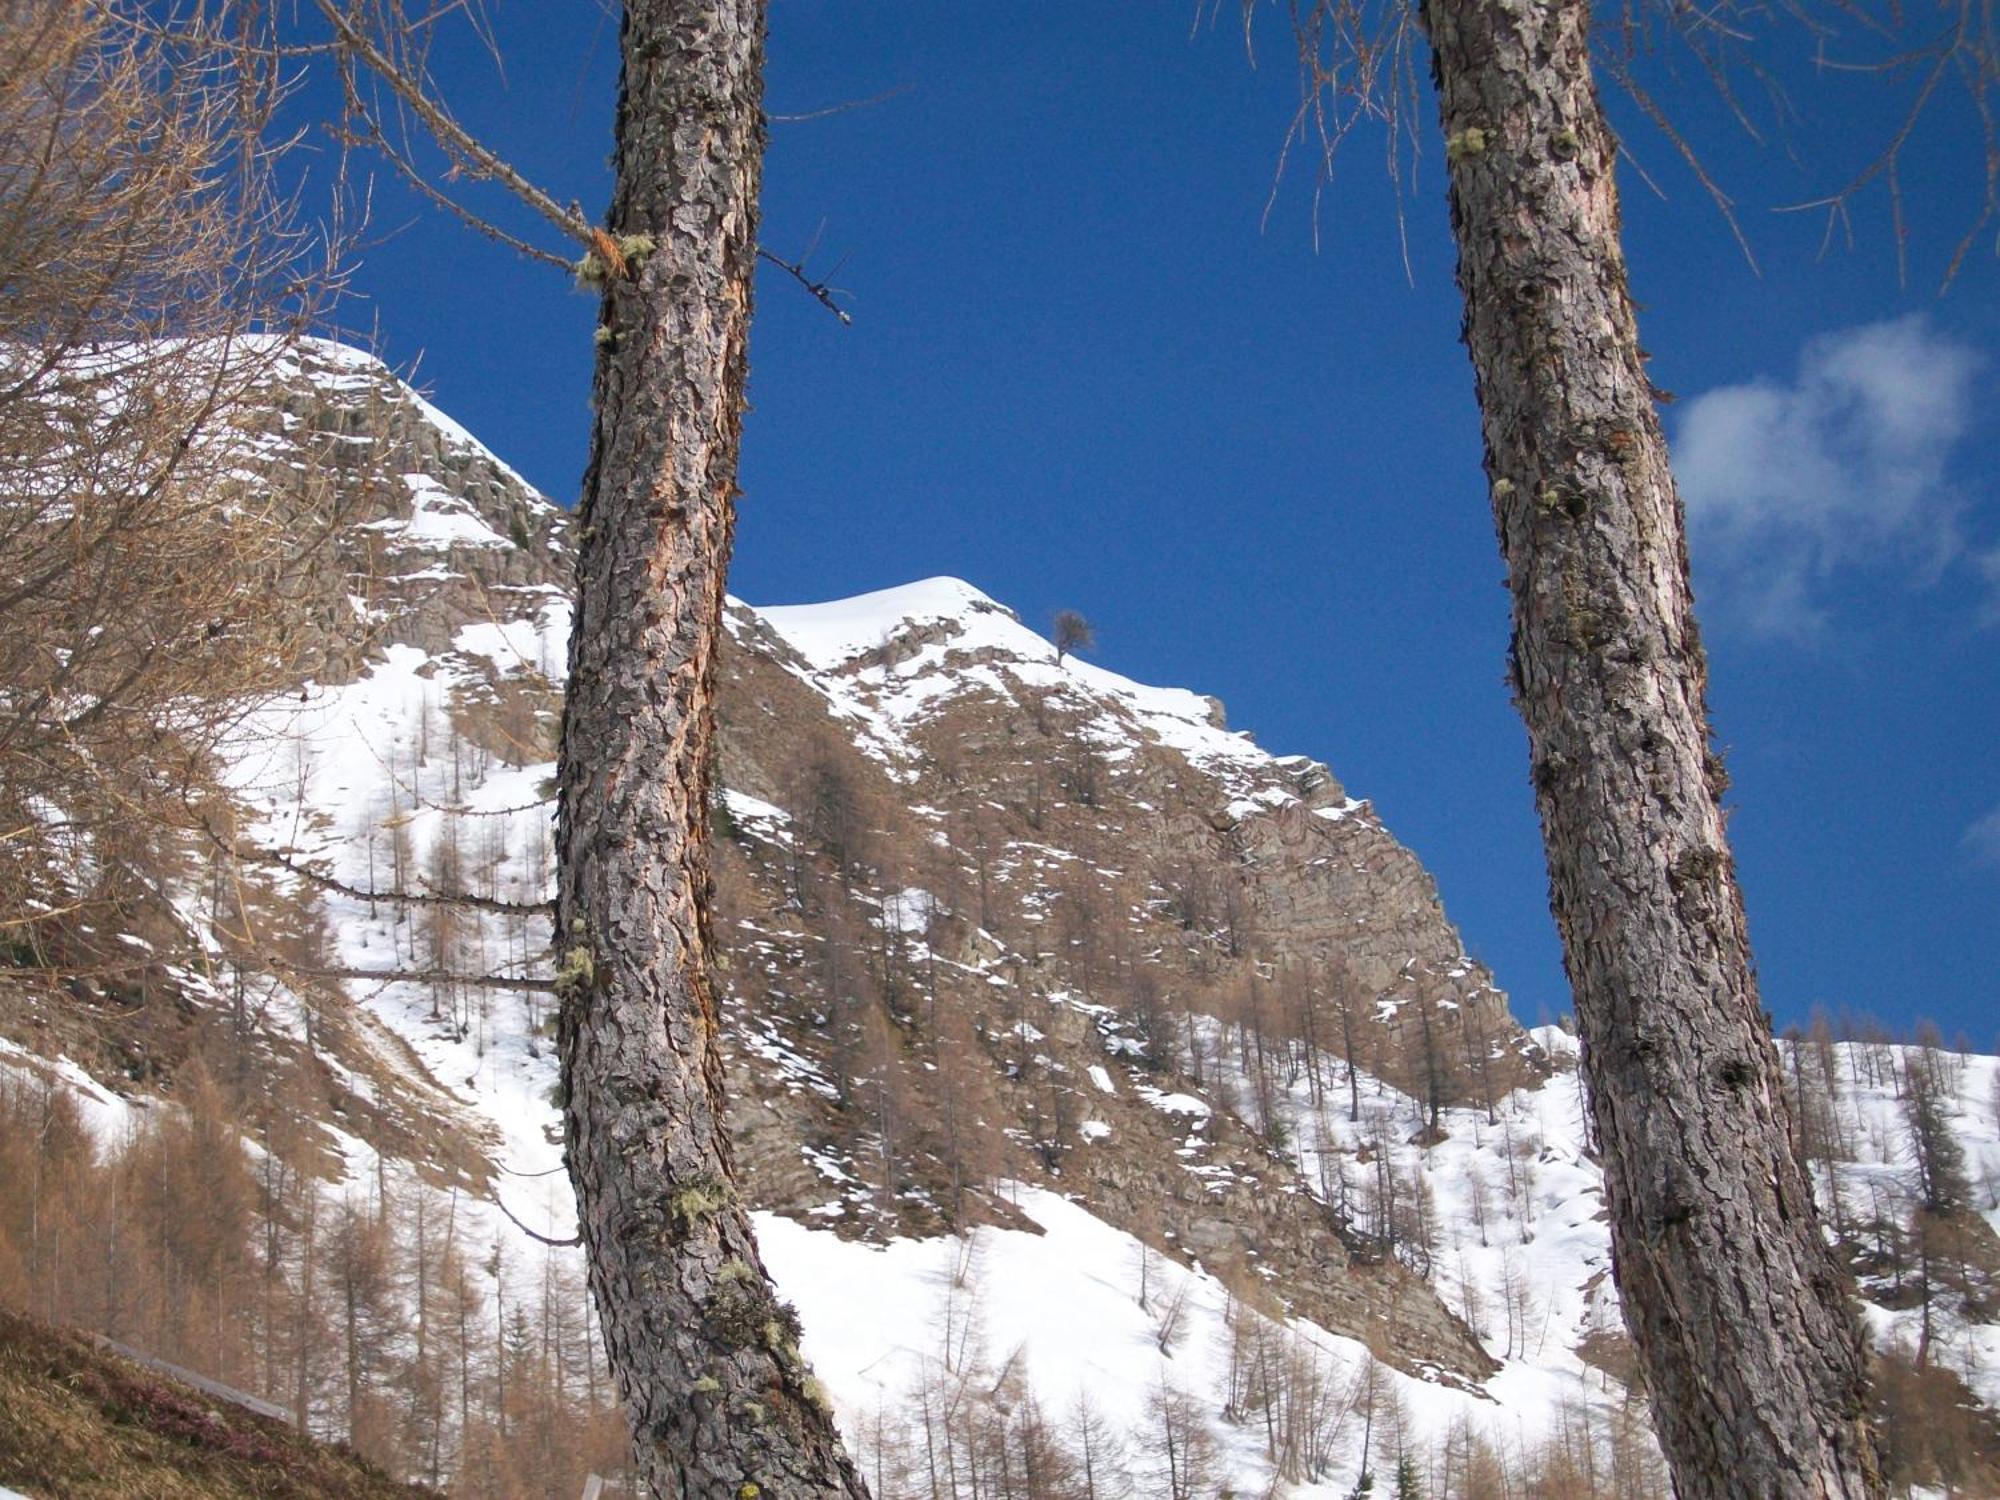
(322, 4, 1999, 1044)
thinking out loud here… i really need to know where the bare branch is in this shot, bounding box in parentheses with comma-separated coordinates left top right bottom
(311, 0, 595, 249)
(199, 819, 555, 916)
(1602, 56, 1761, 271)
(757, 246, 855, 324)
(256, 959, 557, 994)
(492, 1193, 583, 1247)
(768, 83, 914, 124)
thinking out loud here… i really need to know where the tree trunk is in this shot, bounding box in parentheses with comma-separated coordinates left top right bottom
(1418, 1, 1882, 1494)
(555, 2, 867, 1495)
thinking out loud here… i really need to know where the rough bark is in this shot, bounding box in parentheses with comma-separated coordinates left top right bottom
(1418, 1, 1882, 1494)
(554, 2, 866, 1496)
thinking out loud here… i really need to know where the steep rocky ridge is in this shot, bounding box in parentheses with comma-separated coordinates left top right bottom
(5, 341, 1994, 1496)
(706, 577, 1536, 1376)
(233, 339, 572, 679)
(1, 340, 1526, 1380)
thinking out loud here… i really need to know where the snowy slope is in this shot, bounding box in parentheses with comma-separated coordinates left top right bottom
(766, 1176, 1613, 1497)
(209, 572, 2000, 1491)
(4, 345, 1992, 1496)
(32, 541, 1990, 1483)
(748, 577, 1365, 824)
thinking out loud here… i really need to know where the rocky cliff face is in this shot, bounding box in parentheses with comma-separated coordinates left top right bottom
(8, 342, 1992, 1496)
(230, 339, 572, 679)
(6, 339, 1529, 1380)
(706, 577, 1535, 1376)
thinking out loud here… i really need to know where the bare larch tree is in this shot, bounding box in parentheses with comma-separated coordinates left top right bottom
(1277, 0, 1894, 1489)
(1052, 609, 1096, 668)
(0, 0, 335, 969)
(551, 2, 867, 1496)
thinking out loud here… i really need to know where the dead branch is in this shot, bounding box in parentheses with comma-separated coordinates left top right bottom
(769, 83, 914, 124)
(492, 1193, 583, 1247)
(200, 818, 554, 917)
(757, 246, 854, 324)
(312, 0, 595, 252)
(256, 960, 556, 994)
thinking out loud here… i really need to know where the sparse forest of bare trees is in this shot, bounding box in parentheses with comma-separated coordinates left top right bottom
(0, 1061, 632, 1496)
(1775, 1020, 2000, 1494)
(834, 1249, 1681, 1500)
(0, 0, 345, 983)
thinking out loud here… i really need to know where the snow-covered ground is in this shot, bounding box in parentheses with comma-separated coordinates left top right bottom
(765, 1176, 1597, 1497)
(2, 345, 1992, 1490)
(15, 556, 1996, 1492)
(749, 576, 1359, 824)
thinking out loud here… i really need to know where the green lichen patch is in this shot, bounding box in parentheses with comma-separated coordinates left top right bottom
(670, 1176, 736, 1232)
(553, 941, 595, 1002)
(1445, 125, 1490, 161)
(705, 1270, 804, 1360)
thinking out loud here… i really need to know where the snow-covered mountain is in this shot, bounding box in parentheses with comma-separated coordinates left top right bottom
(1, 341, 1993, 1498)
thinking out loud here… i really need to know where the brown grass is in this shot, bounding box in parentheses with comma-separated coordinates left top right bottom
(0, 1309, 436, 1500)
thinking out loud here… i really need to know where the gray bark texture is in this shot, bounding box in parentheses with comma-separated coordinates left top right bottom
(1419, 1, 1884, 1494)
(554, 2, 867, 1496)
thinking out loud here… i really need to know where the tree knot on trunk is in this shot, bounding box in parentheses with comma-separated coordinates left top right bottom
(1657, 1193, 1699, 1233)
(1703, 745, 1732, 797)
(1716, 1056, 1758, 1090)
(1668, 845, 1723, 890)
(1564, 599, 1616, 652)
(1530, 747, 1570, 796)
(652, 83, 736, 129)
(1535, 484, 1590, 522)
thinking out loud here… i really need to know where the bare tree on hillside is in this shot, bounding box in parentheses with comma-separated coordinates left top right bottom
(1052, 610, 1095, 669)
(0, 1, 338, 971)
(1322, 960, 1365, 1124)
(1144, 1375, 1218, 1500)
(1903, 1039, 1971, 1221)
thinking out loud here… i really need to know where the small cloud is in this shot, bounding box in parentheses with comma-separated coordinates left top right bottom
(1966, 806, 2000, 867)
(1979, 548, 2000, 627)
(1674, 316, 1987, 638)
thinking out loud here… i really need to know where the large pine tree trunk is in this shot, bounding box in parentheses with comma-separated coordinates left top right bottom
(1419, 1, 1882, 1494)
(555, 2, 866, 1495)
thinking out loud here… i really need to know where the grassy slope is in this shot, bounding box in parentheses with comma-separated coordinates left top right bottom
(0, 1311, 435, 1500)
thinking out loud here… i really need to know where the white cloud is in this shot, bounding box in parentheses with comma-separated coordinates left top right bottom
(1979, 548, 2000, 627)
(1964, 805, 2000, 867)
(1674, 316, 1987, 637)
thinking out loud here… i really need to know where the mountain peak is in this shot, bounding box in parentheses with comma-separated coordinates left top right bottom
(751, 576, 1023, 672)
